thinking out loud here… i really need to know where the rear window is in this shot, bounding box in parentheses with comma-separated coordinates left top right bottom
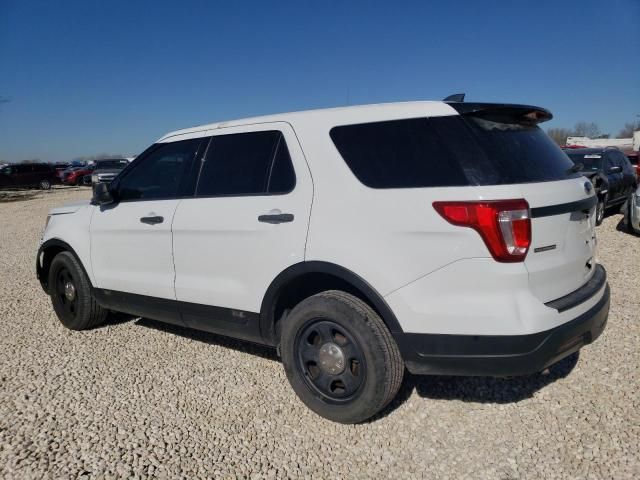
(568, 153, 603, 172)
(330, 116, 579, 188)
(96, 159, 128, 169)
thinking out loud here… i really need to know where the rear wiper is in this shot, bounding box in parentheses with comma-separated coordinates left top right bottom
(566, 163, 583, 174)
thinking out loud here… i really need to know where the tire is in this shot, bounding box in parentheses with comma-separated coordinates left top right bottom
(48, 251, 107, 330)
(280, 290, 404, 423)
(625, 196, 640, 235)
(595, 194, 607, 226)
(39, 179, 51, 190)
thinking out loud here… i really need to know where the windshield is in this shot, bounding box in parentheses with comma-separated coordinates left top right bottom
(568, 154, 603, 172)
(96, 160, 128, 169)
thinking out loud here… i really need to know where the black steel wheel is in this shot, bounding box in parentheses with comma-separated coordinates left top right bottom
(48, 251, 107, 330)
(55, 266, 78, 320)
(296, 319, 366, 403)
(281, 290, 404, 423)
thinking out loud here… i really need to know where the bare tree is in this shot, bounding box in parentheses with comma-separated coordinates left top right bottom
(547, 127, 572, 145)
(572, 122, 602, 138)
(617, 121, 640, 138)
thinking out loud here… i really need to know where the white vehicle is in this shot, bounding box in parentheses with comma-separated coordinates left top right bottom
(623, 185, 640, 234)
(37, 98, 610, 423)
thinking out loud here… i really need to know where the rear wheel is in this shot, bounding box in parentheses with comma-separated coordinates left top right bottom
(39, 179, 51, 190)
(280, 290, 404, 423)
(48, 252, 107, 330)
(595, 194, 607, 226)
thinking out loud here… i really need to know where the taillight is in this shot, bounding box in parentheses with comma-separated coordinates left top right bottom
(433, 199, 531, 262)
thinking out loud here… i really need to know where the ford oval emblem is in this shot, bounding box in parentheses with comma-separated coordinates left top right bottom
(584, 181, 593, 194)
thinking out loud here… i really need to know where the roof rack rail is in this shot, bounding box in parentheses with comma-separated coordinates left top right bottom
(443, 93, 465, 102)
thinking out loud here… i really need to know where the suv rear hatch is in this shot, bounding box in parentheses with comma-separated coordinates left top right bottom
(446, 103, 598, 302)
(330, 101, 599, 303)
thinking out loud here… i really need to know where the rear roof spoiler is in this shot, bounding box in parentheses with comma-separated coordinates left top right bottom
(443, 95, 553, 124)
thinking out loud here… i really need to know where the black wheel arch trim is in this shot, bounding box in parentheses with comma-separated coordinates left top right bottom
(259, 261, 404, 345)
(36, 238, 93, 294)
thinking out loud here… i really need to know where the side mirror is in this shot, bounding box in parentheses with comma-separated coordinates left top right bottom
(609, 166, 623, 174)
(92, 182, 114, 205)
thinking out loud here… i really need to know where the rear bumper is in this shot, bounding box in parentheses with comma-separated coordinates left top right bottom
(395, 283, 609, 376)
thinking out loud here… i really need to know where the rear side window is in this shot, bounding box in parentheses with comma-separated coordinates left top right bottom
(330, 116, 578, 188)
(196, 130, 295, 196)
(116, 138, 201, 201)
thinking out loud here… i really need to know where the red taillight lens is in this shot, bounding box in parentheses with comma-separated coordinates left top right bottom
(433, 199, 531, 262)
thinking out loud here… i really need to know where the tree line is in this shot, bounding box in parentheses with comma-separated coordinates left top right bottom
(547, 120, 640, 146)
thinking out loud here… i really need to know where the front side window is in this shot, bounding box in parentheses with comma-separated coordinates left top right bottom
(196, 130, 295, 196)
(116, 138, 202, 201)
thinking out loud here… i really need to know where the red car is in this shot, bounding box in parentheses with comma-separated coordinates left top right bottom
(61, 165, 94, 186)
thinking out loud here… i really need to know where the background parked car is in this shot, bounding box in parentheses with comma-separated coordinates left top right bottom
(564, 147, 637, 225)
(61, 165, 94, 186)
(0, 163, 59, 190)
(89, 158, 129, 185)
(627, 152, 639, 177)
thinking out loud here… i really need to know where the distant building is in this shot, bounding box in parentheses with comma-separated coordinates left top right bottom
(566, 131, 640, 153)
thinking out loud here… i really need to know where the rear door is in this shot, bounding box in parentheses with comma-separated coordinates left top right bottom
(615, 151, 637, 196)
(172, 122, 312, 338)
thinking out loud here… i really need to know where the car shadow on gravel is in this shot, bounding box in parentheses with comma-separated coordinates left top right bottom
(615, 217, 640, 236)
(0, 190, 40, 203)
(369, 352, 580, 422)
(99, 313, 579, 419)
(134, 318, 279, 362)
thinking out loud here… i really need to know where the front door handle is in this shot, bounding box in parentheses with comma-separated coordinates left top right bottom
(258, 213, 294, 224)
(140, 215, 164, 225)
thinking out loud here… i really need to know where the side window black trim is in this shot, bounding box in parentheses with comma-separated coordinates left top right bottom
(193, 129, 296, 199)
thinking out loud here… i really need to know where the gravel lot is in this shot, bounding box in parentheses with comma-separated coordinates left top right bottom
(0, 187, 638, 479)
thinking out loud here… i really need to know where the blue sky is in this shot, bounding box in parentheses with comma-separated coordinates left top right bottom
(1, 0, 638, 162)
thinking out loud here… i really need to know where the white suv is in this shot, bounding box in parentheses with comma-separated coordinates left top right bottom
(37, 100, 610, 423)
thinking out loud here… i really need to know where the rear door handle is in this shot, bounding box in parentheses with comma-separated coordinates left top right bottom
(140, 215, 164, 225)
(258, 213, 294, 224)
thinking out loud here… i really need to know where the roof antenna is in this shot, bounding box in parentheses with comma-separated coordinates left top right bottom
(443, 93, 465, 102)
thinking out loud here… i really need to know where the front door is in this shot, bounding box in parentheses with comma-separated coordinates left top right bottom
(172, 123, 313, 340)
(90, 135, 205, 304)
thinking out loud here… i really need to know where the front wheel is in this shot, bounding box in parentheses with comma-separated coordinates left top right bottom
(280, 290, 404, 423)
(48, 252, 108, 330)
(39, 179, 51, 190)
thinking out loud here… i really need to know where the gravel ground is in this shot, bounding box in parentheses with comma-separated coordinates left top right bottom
(0, 187, 638, 479)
